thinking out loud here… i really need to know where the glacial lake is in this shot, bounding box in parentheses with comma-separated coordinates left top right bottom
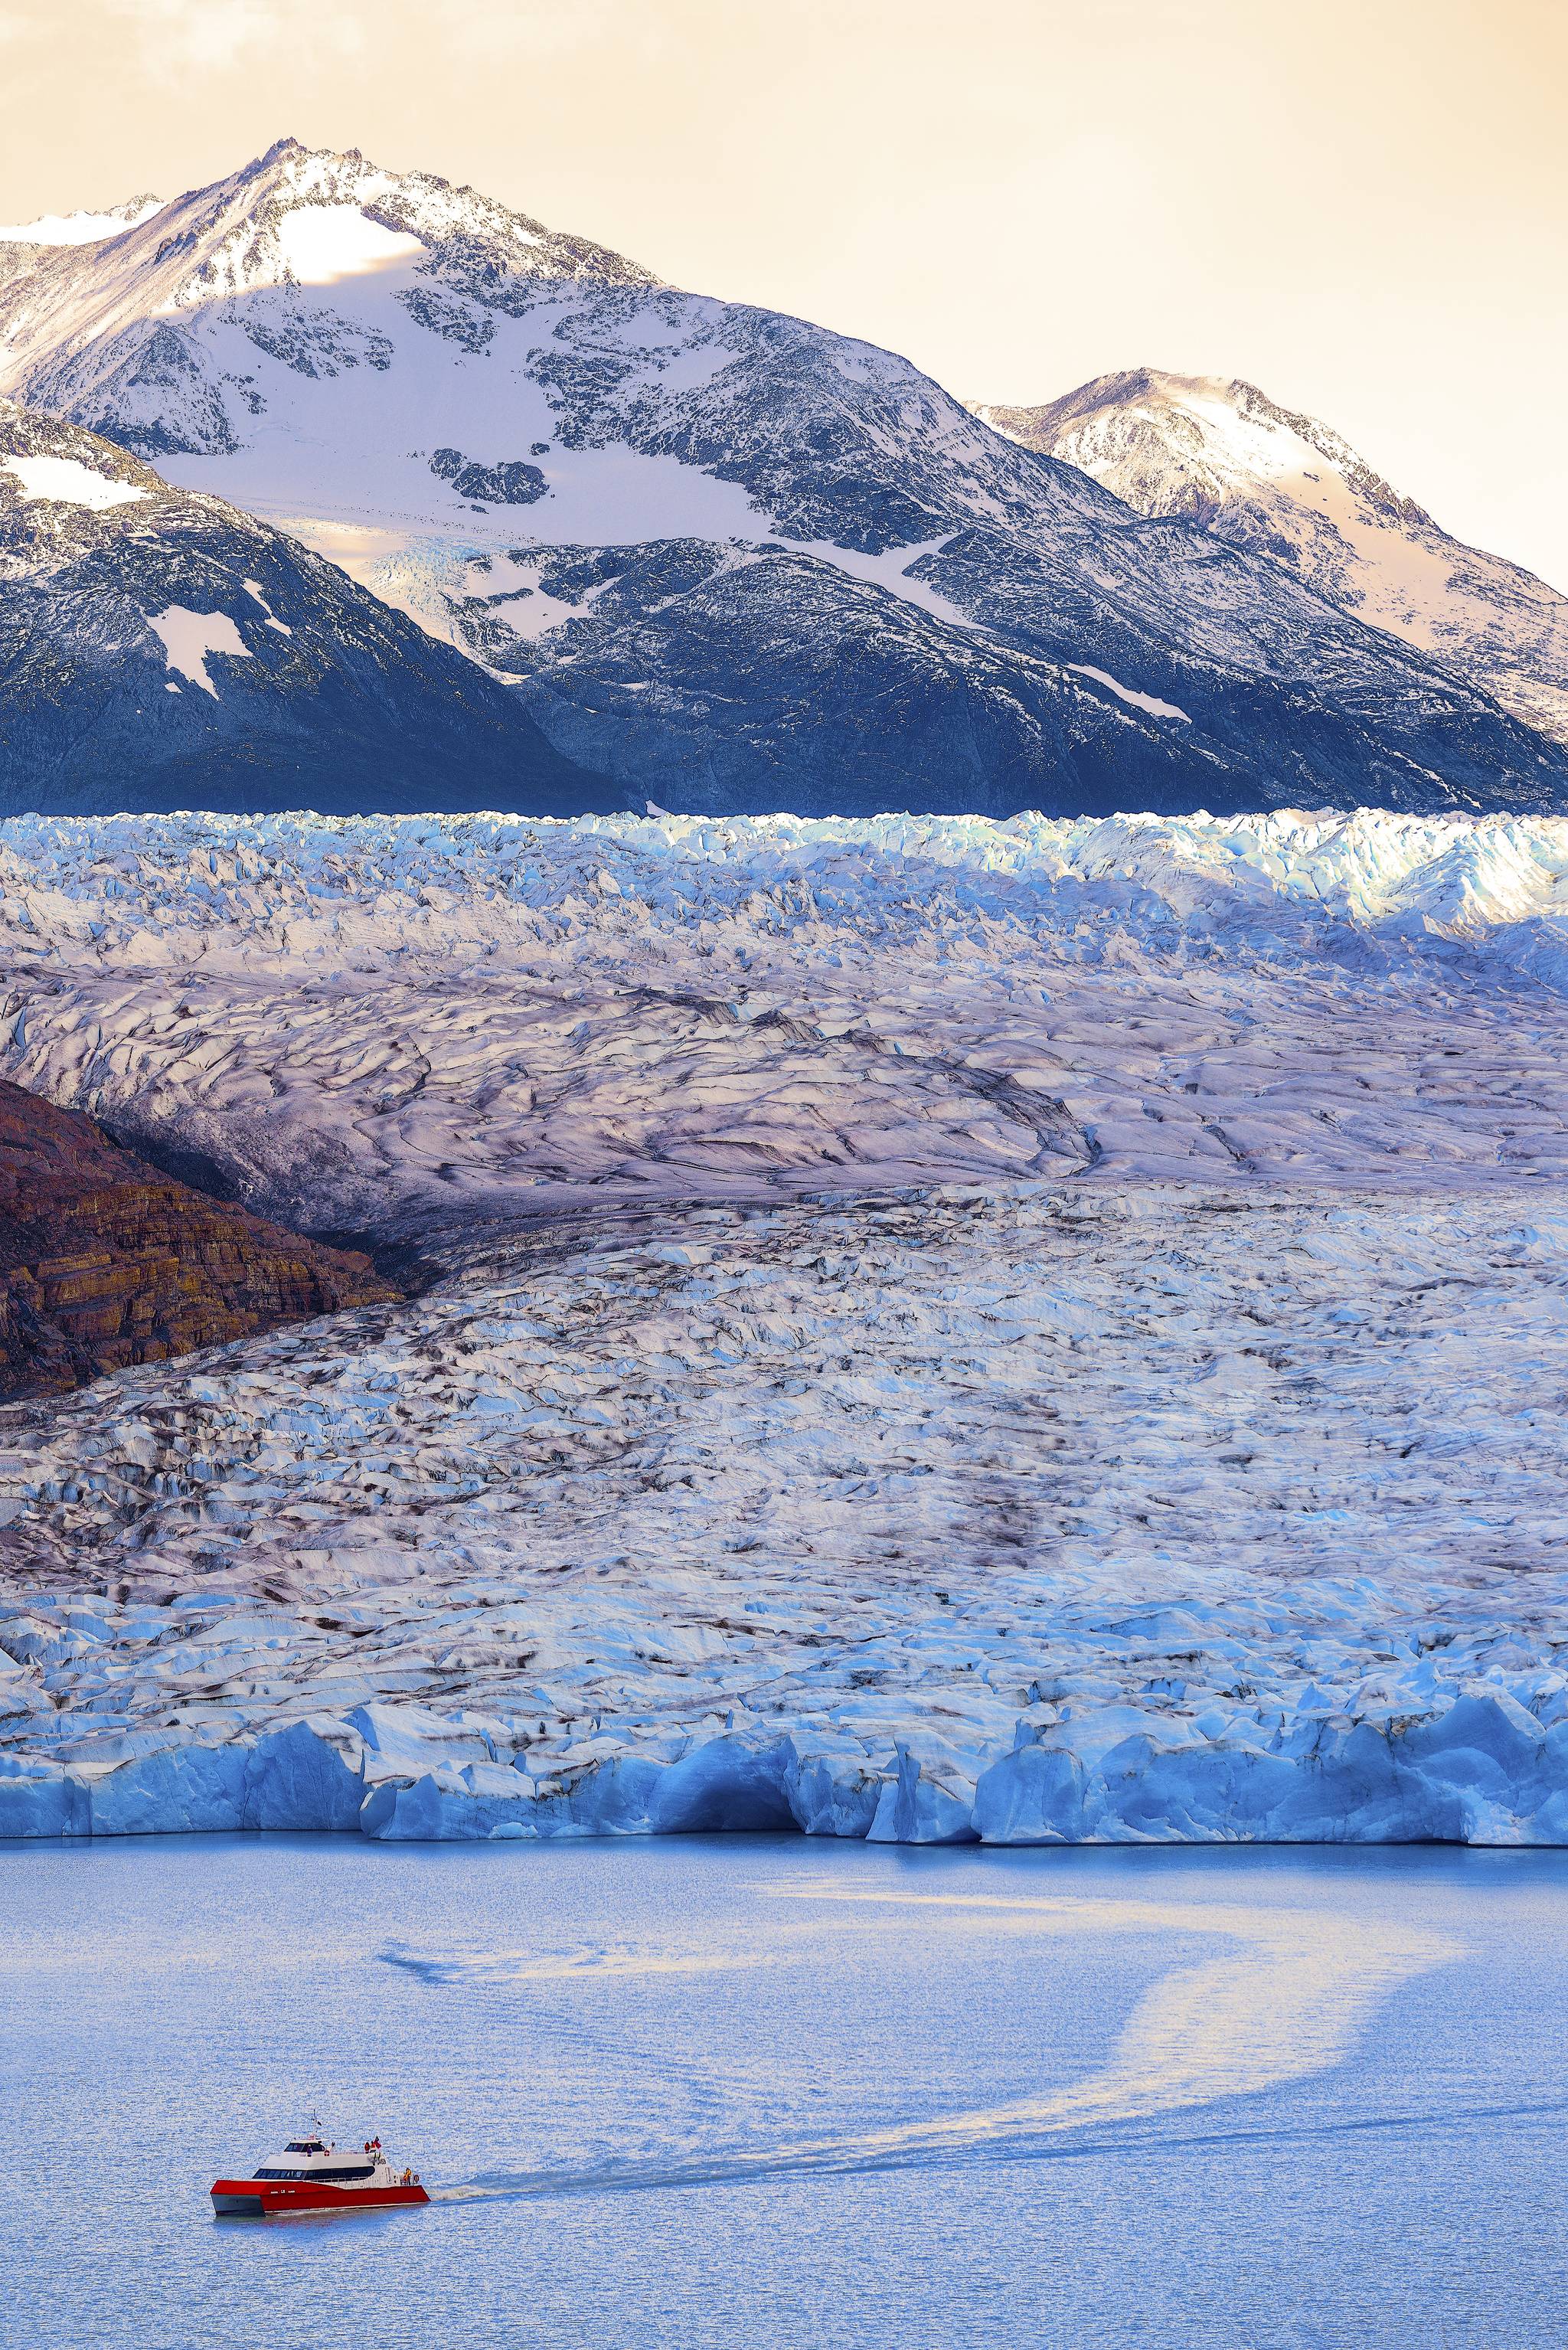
(2, 1836, 1566, 2349)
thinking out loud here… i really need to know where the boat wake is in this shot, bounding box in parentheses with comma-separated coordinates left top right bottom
(426, 1884, 1461, 2205)
(380, 1938, 770, 1986)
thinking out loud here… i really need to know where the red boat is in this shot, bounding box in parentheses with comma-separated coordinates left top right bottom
(211, 2127, 429, 2217)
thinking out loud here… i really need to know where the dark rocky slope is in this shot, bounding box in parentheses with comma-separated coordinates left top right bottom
(0, 1077, 397, 1398)
(0, 400, 624, 817)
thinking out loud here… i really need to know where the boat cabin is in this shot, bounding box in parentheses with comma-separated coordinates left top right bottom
(253, 2136, 381, 2183)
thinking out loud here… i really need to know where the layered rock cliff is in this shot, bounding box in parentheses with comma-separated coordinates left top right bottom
(0, 1077, 397, 1398)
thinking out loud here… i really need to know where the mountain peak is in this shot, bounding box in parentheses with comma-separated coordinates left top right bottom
(976, 369, 1430, 529)
(4, 144, 1568, 820)
(212, 136, 658, 287)
(0, 137, 661, 466)
(2, 137, 656, 320)
(0, 193, 164, 246)
(972, 369, 1568, 744)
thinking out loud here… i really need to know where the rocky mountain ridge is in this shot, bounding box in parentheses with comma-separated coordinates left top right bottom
(975, 371, 1568, 747)
(0, 141, 1564, 818)
(0, 197, 164, 247)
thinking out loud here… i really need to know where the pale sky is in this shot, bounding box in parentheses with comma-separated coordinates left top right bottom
(5, 0, 1567, 587)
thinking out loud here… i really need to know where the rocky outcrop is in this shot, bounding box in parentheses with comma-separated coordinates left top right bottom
(0, 1077, 397, 1397)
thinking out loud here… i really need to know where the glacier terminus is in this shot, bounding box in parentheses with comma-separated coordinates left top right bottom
(4, 805, 1568, 1847)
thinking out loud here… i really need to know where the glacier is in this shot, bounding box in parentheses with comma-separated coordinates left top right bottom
(5, 803, 1568, 1844)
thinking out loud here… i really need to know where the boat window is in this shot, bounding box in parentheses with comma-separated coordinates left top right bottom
(253, 2163, 377, 2182)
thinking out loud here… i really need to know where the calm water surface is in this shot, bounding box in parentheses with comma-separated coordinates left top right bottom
(2, 1835, 1564, 2349)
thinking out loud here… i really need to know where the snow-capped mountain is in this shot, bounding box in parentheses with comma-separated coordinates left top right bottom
(975, 371, 1568, 748)
(0, 398, 618, 814)
(2, 140, 1566, 818)
(0, 196, 164, 246)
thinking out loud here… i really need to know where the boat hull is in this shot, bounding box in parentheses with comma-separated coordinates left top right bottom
(211, 2178, 430, 2217)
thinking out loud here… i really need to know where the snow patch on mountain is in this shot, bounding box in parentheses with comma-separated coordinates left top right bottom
(173, 433, 771, 587)
(272, 204, 427, 286)
(1067, 665, 1190, 721)
(783, 534, 979, 630)
(465, 550, 609, 642)
(145, 606, 253, 697)
(1, 453, 147, 510)
(240, 578, 291, 634)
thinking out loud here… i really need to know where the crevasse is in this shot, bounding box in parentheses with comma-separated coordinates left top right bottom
(5, 808, 1568, 1845)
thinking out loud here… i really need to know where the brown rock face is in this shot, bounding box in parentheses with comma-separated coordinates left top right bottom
(0, 1078, 399, 1398)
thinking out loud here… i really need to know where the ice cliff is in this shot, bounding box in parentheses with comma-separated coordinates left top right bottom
(5, 805, 1568, 1843)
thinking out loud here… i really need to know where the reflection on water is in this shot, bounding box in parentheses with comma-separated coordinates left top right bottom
(0, 1837, 1564, 2350)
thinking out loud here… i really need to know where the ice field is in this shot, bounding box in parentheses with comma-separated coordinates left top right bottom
(5, 806, 1568, 1841)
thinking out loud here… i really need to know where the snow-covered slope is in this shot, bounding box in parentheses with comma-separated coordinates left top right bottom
(976, 372, 1568, 748)
(0, 198, 163, 247)
(4, 804, 1568, 1844)
(2, 141, 1565, 819)
(0, 398, 619, 815)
